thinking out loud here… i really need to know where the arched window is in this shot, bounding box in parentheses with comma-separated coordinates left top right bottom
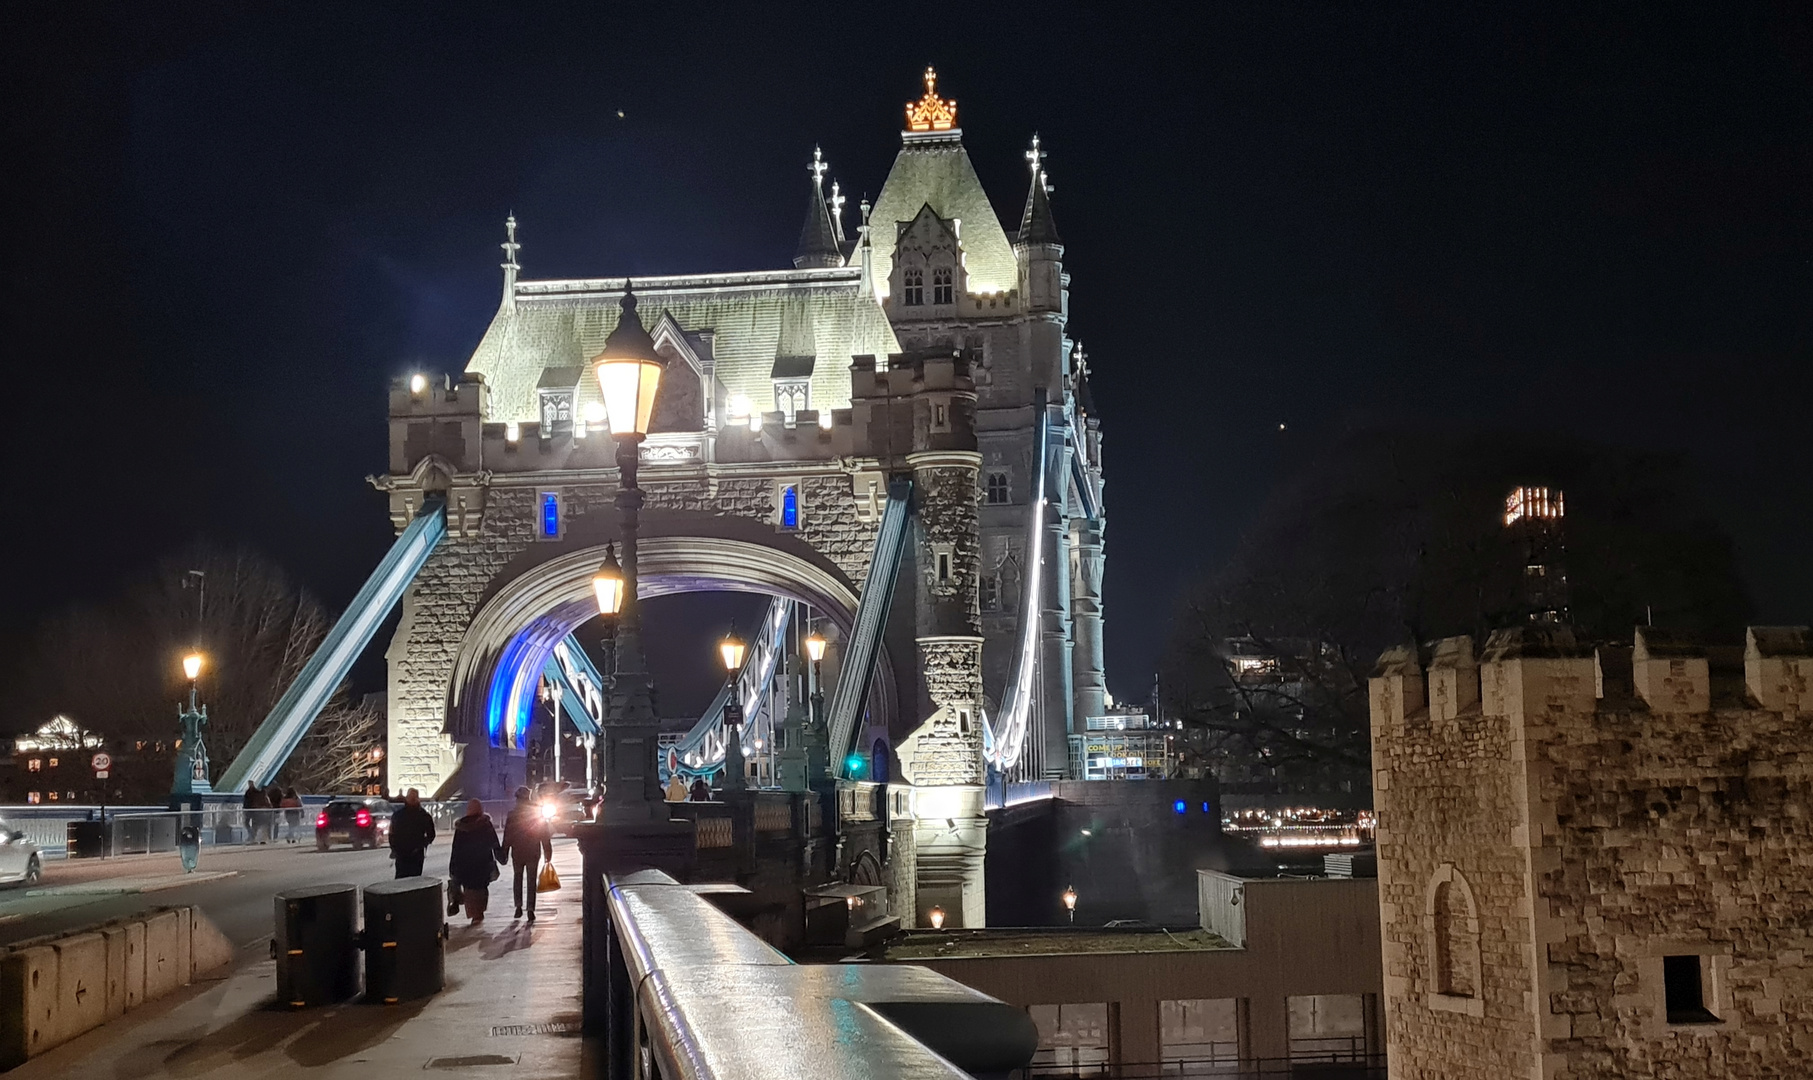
(932, 267, 954, 304)
(871, 738, 890, 783)
(1425, 864, 1484, 1014)
(903, 269, 924, 306)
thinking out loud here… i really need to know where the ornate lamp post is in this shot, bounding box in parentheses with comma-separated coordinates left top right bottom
(1062, 885, 1079, 925)
(173, 653, 213, 801)
(718, 624, 747, 792)
(590, 287, 668, 817)
(804, 631, 828, 781)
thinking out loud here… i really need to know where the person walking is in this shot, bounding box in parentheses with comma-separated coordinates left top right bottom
(280, 787, 303, 843)
(388, 788, 436, 877)
(664, 772, 688, 802)
(688, 777, 710, 802)
(501, 787, 554, 922)
(448, 798, 503, 925)
(242, 782, 270, 844)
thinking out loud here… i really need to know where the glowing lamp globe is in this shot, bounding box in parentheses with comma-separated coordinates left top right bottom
(928, 905, 946, 930)
(590, 288, 665, 438)
(592, 544, 625, 617)
(1062, 886, 1078, 912)
(182, 653, 204, 681)
(719, 627, 747, 673)
(805, 633, 828, 664)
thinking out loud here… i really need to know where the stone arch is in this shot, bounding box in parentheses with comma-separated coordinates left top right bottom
(441, 509, 901, 779)
(1424, 863, 1484, 1015)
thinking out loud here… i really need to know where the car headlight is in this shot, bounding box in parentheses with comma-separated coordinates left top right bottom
(540, 802, 558, 822)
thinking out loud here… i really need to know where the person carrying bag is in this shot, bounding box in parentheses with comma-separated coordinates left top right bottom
(501, 787, 554, 922)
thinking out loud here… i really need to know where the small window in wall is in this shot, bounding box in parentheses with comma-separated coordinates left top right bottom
(27, 792, 40, 804)
(1161, 998, 1240, 1071)
(1287, 994, 1370, 1063)
(47, 758, 58, 769)
(932, 267, 953, 304)
(986, 471, 1011, 504)
(935, 548, 952, 585)
(778, 484, 801, 530)
(1664, 956, 1719, 1024)
(1028, 1003, 1110, 1074)
(538, 491, 562, 539)
(903, 269, 924, 306)
(932, 402, 949, 431)
(27, 759, 41, 772)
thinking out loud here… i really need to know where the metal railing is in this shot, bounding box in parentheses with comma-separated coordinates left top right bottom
(1021, 1053, 1386, 1079)
(6, 800, 467, 859)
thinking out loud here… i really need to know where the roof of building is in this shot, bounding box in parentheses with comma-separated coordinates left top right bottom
(794, 170, 844, 269)
(882, 928, 1233, 961)
(868, 133, 1018, 297)
(467, 270, 899, 421)
(1017, 168, 1061, 246)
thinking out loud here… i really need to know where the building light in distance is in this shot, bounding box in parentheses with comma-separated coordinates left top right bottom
(1505, 486, 1564, 527)
(505, 422, 521, 443)
(409, 373, 428, 394)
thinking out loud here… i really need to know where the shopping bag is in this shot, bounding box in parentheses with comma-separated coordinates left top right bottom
(537, 863, 561, 893)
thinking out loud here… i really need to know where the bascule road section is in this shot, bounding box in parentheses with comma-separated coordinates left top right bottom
(369, 70, 1110, 928)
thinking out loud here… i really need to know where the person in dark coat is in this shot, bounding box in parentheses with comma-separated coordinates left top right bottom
(242, 782, 270, 843)
(688, 777, 710, 802)
(501, 787, 554, 922)
(388, 788, 436, 877)
(448, 798, 504, 924)
(280, 787, 303, 844)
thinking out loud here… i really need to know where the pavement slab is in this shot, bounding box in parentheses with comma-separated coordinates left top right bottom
(4, 839, 592, 1080)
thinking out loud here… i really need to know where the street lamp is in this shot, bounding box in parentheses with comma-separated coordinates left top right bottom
(1062, 885, 1079, 925)
(719, 624, 747, 792)
(928, 904, 946, 931)
(173, 652, 213, 804)
(804, 631, 828, 780)
(590, 286, 667, 816)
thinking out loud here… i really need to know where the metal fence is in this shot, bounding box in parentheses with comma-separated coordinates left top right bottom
(1, 800, 466, 859)
(1021, 1052, 1386, 1079)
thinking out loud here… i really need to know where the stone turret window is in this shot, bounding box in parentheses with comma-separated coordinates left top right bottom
(980, 575, 999, 611)
(903, 268, 925, 306)
(1426, 864, 1483, 1015)
(932, 267, 954, 304)
(986, 471, 1011, 505)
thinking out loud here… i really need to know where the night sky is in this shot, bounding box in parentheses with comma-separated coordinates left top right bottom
(4, 3, 1809, 720)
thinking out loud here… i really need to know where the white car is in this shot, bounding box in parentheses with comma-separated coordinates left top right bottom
(0, 819, 44, 887)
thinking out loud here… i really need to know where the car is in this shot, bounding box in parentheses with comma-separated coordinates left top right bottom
(314, 798, 393, 851)
(0, 819, 43, 886)
(535, 785, 591, 834)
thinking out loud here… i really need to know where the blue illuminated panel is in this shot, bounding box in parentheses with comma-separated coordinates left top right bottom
(781, 485, 799, 529)
(541, 492, 560, 538)
(1173, 799, 1187, 815)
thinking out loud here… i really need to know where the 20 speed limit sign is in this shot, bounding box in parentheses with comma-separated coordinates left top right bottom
(91, 752, 112, 772)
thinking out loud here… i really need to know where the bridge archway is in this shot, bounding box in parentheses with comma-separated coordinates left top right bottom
(439, 510, 899, 794)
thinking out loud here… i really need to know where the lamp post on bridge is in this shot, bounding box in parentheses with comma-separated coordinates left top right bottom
(718, 625, 747, 793)
(172, 652, 213, 804)
(589, 286, 669, 819)
(590, 541, 623, 797)
(804, 631, 829, 782)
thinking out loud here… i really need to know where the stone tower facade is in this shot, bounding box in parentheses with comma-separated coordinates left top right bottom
(1369, 624, 1813, 1079)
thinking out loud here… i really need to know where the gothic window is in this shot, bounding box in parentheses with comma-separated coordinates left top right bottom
(986, 471, 1011, 504)
(774, 381, 809, 423)
(903, 269, 924, 306)
(539, 492, 562, 539)
(980, 575, 999, 612)
(932, 267, 953, 304)
(1426, 865, 1483, 1013)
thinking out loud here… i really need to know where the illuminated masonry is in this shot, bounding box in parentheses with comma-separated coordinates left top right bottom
(1370, 625, 1813, 1079)
(374, 71, 1108, 924)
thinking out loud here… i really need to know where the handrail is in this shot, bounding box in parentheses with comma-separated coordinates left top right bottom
(826, 478, 913, 776)
(219, 499, 447, 791)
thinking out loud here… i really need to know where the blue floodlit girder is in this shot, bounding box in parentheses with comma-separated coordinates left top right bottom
(988, 397, 1060, 772)
(542, 635, 605, 737)
(662, 595, 793, 778)
(826, 478, 913, 777)
(218, 499, 448, 792)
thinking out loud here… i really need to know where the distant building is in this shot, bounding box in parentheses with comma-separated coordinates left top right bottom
(885, 863, 1383, 1074)
(1504, 484, 1569, 623)
(1371, 625, 1813, 1077)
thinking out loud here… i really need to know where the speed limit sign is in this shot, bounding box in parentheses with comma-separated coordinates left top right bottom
(91, 752, 112, 772)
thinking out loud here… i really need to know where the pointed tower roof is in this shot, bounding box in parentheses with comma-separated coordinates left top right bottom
(868, 68, 1017, 295)
(794, 147, 844, 269)
(1017, 134, 1062, 246)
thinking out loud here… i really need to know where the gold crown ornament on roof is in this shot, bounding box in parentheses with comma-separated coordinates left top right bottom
(905, 66, 958, 132)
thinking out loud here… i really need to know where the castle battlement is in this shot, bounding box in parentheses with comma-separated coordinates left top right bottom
(1370, 623, 1813, 1077)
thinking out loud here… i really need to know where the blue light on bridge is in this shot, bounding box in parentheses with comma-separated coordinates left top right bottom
(781, 485, 799, 529)
(845, 753, 866, 777)
(1203, 802, 1213, 815)
(540, 492, 560, 538)
(1173, 799, 1188, 815)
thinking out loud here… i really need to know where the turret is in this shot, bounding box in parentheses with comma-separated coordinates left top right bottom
(793, 146, 844, 269)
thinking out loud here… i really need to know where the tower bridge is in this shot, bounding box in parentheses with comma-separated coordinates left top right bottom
(219, 69, 1108, 927)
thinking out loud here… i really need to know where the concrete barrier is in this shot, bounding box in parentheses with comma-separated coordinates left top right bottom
(0, 906, 235, 1069)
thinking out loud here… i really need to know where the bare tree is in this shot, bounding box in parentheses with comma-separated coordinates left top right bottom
(17, 542, 381, 798)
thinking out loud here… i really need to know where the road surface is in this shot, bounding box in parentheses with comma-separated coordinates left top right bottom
(0, 842, 418, 949)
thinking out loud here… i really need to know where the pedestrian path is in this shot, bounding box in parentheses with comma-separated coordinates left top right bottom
(5, 839, 591, 1080)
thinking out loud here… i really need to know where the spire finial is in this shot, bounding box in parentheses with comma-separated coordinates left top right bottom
(809, 145, 827, 185)
(1026, 133, 1045, 177)
(905, 67, 958, 132)
(828, 180, 847, 243)
(499, 214, 522, 310)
